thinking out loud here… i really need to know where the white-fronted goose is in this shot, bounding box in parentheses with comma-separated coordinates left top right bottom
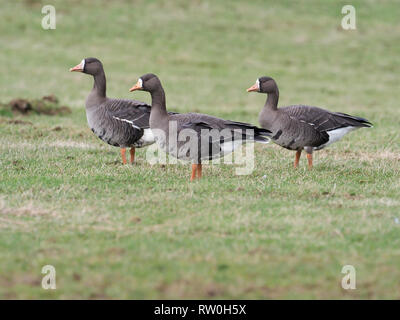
(247, 76, 372, 168)
(130, 74, 272, 181)
(69, 57, 155, 164)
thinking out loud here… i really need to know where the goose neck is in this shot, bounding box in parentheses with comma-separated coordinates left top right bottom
(92, 70, 106, 98)
(264, 89, 279, 111)
(150, 87, 168, 116)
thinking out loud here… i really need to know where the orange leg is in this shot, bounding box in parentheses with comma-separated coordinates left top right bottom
(294, 150, 302, 168)
(130, 147, 136, 164)
(306, 153, 313, 169)
(121, 148, 127, 164)
(191, 164, 198, 181)
(197, 164, 202, 179)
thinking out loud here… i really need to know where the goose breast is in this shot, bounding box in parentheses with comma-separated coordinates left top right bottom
(86, 98, 153, 148)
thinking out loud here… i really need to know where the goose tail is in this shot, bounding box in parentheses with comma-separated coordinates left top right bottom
(334, 112, 373, 128)
(254, 127, 272, 144)
(224, 120, 272, 144)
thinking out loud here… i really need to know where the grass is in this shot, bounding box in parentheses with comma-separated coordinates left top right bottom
(0, 0, 399, 299)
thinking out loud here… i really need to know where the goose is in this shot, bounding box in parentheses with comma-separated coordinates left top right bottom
(247, 76, 372, 168)
(129, 74, 272, 181)
(69, 57, 156, 164)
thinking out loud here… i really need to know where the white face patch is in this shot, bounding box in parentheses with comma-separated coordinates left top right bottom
(80, 59, 85, 71)
(138, 78, 143, 88)
(256, 79, 260, 92)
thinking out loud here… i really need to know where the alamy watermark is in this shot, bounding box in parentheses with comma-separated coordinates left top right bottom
(142, 122, 265, 176)
(41, 5, 56, 30)
(341, 5, 356, 30)
(41, 265, 56, 289)
(341, 265, 356, 290)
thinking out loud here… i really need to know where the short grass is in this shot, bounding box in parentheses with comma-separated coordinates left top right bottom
(0, 0, 399, 299)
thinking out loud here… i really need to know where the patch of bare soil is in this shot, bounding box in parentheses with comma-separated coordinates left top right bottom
(0, 119, 33, 125)
(0, 95, 71, 116)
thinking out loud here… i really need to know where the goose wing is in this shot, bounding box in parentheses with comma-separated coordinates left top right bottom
(279, 105, 372, 148)
(174, 113, 270, 141)
(106, 98, 152, 129)
(282, 105, 372, 132)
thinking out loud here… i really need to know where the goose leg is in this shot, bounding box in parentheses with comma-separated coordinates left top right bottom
(130, 147, 136, 164)
(121, 148, 127, 164)
(191, 164, 198, 181)
(306, 153, 313, 169)
(294, 150, 302, 168)
(197, 164, 202, 179)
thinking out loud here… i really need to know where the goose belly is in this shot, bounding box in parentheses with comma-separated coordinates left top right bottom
(198, 139, 246, 161)
(316, 126, 357, 150)
(271, 129, 302, 150)
(90, 127, 122, 147)
(219, 140, 246, 156)
(154, 136, 247, 162)
(153, 135, 194, 161)
(133, 128, 155, 148)
(87, 114, 126, 148)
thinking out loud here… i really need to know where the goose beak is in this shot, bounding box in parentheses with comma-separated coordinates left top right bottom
(129, 80, 142, 92)
(246, 83, 259, 92)
(69, 61, 84, 72)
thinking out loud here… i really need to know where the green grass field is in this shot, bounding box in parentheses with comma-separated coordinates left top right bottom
(1, 0, 399, 299)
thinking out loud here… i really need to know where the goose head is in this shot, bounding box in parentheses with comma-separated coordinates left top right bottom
(247, 76, 277, 94)
(129, 73, 161, 93)
(69, 57, 103, 75)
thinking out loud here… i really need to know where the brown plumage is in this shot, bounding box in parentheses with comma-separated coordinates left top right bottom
(130, 73, 272, 181)
(247, 76, 372, 168)
(70, 58, 157, 164)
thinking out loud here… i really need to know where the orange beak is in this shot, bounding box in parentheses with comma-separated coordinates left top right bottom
(129, 80, 142, 92)
(69, 61, 84, 72)
(246, 83, 259, 92)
